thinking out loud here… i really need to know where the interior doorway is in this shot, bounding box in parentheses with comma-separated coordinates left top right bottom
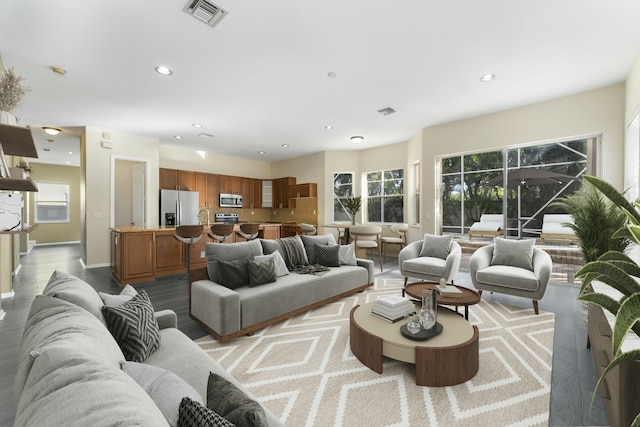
(110, 155, 150, 228)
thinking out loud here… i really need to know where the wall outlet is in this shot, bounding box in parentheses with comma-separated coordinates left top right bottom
(200, 251, 205, 258)
(313, 210, 316, 215)
(251, 211, 254, 215)
(291, 210, 294, 215)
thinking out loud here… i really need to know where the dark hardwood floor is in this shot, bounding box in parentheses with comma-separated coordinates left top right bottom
(0, 244, 608, 426)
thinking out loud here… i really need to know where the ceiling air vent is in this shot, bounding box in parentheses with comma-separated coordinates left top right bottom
(183, 0, 228, 28)
(377, 107, 396, 116)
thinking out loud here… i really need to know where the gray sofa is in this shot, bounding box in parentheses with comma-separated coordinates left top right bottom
(190, 235, 374, 342)
(14, 271, 283, 427)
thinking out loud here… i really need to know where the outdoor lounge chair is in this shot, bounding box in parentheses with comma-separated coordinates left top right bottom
(540, 214, 578, 244)
(468, 214, 503, 240)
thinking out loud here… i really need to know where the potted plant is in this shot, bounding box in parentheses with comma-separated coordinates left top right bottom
(553, 177, 631, 263)
(343, 196, 362, 225)
(0, 67, 30, 125)
(573, 175, 640, 427)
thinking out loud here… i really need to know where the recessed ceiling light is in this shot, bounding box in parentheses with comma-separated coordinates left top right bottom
(68, 151, 73, 155)
(42, 127, 61, 136)
(258, 151, 266, 155)
(155, 66, 173, 75)
(324, 125, 333, 130)
(192, 123, 203, 128)
(199, 133, 215, 138)
(351, 136, 364, 144)
(480, 74, 496, 82)
(174, 135, 183, 139)
(281, 144, 290, 148)
(65, 161, 71, 164)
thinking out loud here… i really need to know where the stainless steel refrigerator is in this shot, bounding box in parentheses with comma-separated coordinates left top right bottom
(159, 189, 200, 226)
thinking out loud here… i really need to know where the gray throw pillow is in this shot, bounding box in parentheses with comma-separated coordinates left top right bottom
(418, 234, 453, 260)
(122, 361, 203, 427)
(101, 290, 161, 363)
(301, 234, 337, 264)
(491, 238, 535, 271)
(217, 259, 249, 290)
(179, 397, 235, 427)
(99, 284, 138, 307)
(315, 244, 340, 267)
(207, 372, 267, 427)
(254, 250, 289, 277)
(247, 258, 277, 287)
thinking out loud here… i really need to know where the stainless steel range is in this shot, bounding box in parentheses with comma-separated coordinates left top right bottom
(214, 213, 239, 224)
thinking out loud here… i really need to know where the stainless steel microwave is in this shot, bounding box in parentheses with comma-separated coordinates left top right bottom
(220, 193, 243, 208)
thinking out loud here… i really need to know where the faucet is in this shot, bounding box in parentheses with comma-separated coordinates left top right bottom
(198, 209, 210, 225)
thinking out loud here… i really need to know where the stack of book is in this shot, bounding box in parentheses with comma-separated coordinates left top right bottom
(371, 295, 414, 323)
(437, 285, 463, 298)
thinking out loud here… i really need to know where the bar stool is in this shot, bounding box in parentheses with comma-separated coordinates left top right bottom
(235, 223, 260, 241)
(209, 224, 234, 243)
(174, 225, 204, 278)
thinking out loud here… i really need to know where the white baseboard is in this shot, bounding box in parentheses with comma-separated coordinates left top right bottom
(1, 290, 15, 299)
(34, 240, 81, 247)
(84, 262, 110, 269)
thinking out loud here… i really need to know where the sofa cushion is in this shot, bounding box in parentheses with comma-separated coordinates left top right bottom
(475, 265, 540, 291)
(14, 295, 125, 402)
(206, 240, 263, 283)
(207, 372, 268, 427)
(42, 270, 106, 325)
(301, 234, 337, 264)
(99, 284, 138, 306)
(179, 397, 234, 427)
(14, 346, 169, 427)
(248, 258, 277, 287)
(122, 361, 203, 427)
(402, 256, 446, 278)
(254, 250, 289, 277)
(418, 234, 452, 260)
(339, 244, 357, 266)
(315, 244, 340, 267)
(217, 259, 250, 289)
(491, 238, 535, 271)
(102, 290, 161, 362)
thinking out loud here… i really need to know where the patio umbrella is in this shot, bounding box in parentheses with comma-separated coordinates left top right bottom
(486, 168, 575, 187)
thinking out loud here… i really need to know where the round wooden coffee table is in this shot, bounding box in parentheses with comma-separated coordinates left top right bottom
(403, 282, 480, 320)
(350, 302, 479, 386)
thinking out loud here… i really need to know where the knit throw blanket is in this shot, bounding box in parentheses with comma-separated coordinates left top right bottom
(277, 236, 308, 270)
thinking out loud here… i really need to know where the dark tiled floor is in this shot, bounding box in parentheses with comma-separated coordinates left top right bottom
(0, 244, 607, 426)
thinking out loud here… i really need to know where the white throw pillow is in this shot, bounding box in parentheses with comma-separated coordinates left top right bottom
(418, 234, 453, 260)
(254, 250, 289, 277)
(491, 238, 535, 271)
(99, 284, 138, 306)
(339, 244, 357, 266)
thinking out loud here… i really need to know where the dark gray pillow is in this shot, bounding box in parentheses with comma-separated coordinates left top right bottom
(418, 234, 453, 259)
(101, 290, 160, 363)
(301, 234, 336, 264)
(207, 372, 267, 427)
(315, 244, 340, 267)
(216, 260, 249, 290)
(179, 397, 234, 427)
(491, 238, 535, 271)
(247, 258, 276, 287)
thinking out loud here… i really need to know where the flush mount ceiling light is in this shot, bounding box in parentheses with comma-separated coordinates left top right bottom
(155, 66, 173, 75)
(43, 127, 61, 136)
(192, 123, 203, 128)
(51, 66, 67, 75)
(327, 71, 337, 79)
(480, 74, 496, 82)
(199, 133, 215, 138)
(351, 136, 364, 144)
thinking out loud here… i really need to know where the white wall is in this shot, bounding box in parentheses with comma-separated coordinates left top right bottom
(159, 145, 271, 178)
(420, 83, 625, 234)
(84, 127, 160, 267)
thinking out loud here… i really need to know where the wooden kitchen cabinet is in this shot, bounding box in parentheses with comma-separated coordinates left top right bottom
(207, 173, 220, 208)
(111, 231, 155, 284)
(273, 177, 296, 208)
(177, 170, 195, 191)
(219, 175, 243, 194)
(241, 178, 262, 209)
(195, 173, 208, 208)
(155, 231, 184, 275)
(159, 168, 195, 191)
(260, 225, 280, 240)
(288, 182, 317, 208)
(159, 168, 178, 190)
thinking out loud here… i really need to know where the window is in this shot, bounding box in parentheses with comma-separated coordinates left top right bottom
(333, 172, 354, 222)
(35, 183, 70, 223)
(365, 168, 404, 223)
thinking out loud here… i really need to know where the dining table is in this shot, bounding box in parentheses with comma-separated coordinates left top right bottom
(321, 223, 354, 244)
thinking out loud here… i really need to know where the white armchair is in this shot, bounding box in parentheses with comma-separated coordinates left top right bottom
(399, 235, 461, 287)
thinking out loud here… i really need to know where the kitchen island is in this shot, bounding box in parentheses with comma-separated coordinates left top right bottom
(110, 223, 282, 285)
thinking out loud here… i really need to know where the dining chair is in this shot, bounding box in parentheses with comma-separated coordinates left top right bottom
(300, 223, 317, 235)
(349, 225, 383, 272)
(209, 224, 234, 243)
(380, 223, 409, 262)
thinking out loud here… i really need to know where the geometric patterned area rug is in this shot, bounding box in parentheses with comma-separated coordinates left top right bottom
(195, 277, 555, 427)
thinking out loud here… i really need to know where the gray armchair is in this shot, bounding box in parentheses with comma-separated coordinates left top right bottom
(399, 239, 461, 287)
(469, 243, 551, 314)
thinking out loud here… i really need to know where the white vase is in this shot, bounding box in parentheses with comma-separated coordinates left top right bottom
(0, 111, 17, 126)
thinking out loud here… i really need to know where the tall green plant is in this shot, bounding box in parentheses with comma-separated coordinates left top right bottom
(553, 178, 631, 262)
(574, 175, 640, 427)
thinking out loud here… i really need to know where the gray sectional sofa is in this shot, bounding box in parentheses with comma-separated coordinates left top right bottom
(190, 235, 375, 342)
(14, 271, 283, 427)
